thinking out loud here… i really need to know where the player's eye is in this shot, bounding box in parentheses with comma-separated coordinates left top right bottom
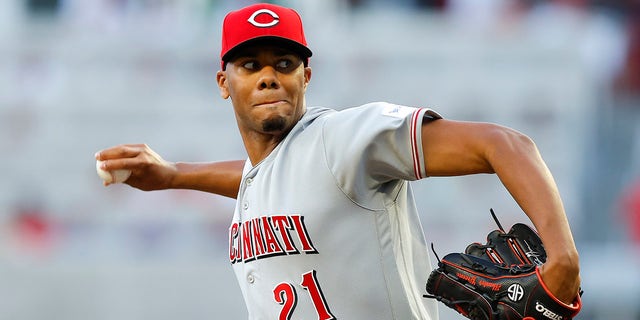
(242, 61, 258, 70)
(276, 59, 292, 70)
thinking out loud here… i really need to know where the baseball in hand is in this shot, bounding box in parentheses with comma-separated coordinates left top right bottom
(96, 160, 131, 184)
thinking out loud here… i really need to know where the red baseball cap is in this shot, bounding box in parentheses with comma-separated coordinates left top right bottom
(220, 3, 313, 69)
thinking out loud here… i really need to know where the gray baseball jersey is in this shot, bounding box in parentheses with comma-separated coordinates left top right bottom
(228, 102, 442, 319)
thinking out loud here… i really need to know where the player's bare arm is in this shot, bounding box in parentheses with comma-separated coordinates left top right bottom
(171, 161, 244, 198)
(95, 144, 244, 199)
(421, 119, 581, 305)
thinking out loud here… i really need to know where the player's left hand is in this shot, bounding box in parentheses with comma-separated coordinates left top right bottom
(425, 211, 583, 320)
(540, 257, 581, 305)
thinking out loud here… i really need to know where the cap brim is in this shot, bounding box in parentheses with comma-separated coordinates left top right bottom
(221, 36, 312, 64)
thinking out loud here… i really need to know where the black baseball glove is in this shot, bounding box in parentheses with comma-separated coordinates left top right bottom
(424, 209, 582, 320)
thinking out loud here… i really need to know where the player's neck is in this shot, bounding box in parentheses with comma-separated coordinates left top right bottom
(241, 131, 287, 166)
(239, 109, 305, 165)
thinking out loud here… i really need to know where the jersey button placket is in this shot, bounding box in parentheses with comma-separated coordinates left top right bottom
(242, 176, 253, 212)
(242, 173, 256, 286)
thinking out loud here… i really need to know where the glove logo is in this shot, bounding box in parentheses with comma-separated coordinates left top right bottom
(507, 283, 525, 302)
(535, 302, 563, 320)
(523, 240, 544, 266)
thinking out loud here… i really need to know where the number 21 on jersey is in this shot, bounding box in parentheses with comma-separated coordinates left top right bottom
(273, 270, 336, 320)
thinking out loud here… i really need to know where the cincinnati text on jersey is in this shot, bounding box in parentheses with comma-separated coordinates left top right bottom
(229, 214, 318, 264)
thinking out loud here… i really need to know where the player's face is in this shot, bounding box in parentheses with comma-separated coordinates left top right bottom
(217, 46, 312, 139)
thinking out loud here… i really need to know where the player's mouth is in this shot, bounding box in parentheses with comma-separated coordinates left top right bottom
(254, 100, 288, 108)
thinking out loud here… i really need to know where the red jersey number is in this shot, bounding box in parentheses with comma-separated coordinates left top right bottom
(273, 270, 336, 320)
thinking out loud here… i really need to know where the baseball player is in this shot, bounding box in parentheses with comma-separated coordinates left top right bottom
(95, 3, 581, 319)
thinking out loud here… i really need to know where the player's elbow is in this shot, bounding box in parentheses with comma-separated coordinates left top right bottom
(484, 125, 539, 170)
(501, 127, 537, 154)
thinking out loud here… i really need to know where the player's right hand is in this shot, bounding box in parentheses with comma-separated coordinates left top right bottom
(95, 144, 177, 191)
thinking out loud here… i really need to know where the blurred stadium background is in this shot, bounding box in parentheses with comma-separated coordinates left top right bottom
(1, 0, 639, 319)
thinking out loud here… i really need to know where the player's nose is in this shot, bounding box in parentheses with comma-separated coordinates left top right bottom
(258, 66, 280, 90)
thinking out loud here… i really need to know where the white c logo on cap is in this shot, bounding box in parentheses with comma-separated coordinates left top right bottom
(247, 9, 279, 28)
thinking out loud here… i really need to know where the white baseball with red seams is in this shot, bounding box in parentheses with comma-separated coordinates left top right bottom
(96, 160, 131, 184)
(229, 102, 442, 320)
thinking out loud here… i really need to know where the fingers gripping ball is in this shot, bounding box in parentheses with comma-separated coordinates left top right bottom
(96, 160, 131, 184)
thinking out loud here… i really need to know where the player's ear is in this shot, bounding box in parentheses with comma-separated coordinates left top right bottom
(303, 67, 312, 90)
(216, 70, 230, 99)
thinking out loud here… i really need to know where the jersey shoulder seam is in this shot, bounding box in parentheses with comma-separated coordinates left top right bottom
(319, 112, 389, 213)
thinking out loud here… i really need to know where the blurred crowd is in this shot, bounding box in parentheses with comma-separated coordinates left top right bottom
(1, 0, 639, 319)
